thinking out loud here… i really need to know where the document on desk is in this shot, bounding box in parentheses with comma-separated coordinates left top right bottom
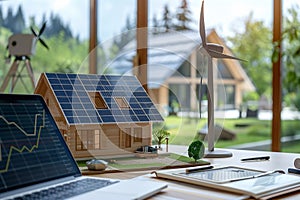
(153, 166, 300, 199)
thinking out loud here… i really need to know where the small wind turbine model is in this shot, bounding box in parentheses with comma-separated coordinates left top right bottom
(199, 0, 245, 158)
(0, 22, 49, 93)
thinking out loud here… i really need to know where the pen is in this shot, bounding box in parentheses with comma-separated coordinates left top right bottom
(185, 165, 213, 173)
(288, 168, 300, 175)
(241, 156, 270, 162)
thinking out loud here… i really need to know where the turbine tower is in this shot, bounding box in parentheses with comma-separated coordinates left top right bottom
(199, 0, 245, 158)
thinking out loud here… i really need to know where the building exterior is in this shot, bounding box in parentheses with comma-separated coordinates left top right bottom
(107, 29, 255, 115)
(35, 73, 163, 159)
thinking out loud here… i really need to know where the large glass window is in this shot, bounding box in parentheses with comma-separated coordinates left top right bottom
(1, 0, 300, 156)
(217, 61, 233, 79)
(176, 61, 191, 77)
(169, 83, 191, 112)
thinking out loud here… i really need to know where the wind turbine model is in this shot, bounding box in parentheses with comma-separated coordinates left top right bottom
(0, 22, 49, 93)
(199, 0, 245, 158)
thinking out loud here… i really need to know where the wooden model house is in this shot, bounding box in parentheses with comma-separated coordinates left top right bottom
(35, 73, 163, 159)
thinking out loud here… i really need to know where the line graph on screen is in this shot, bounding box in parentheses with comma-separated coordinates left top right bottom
(0, 110, 45, 173)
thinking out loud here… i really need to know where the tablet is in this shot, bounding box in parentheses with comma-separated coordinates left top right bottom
(177, 166, 263, 184)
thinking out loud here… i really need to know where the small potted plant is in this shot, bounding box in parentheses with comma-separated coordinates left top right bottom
(188, 140, 205, 162)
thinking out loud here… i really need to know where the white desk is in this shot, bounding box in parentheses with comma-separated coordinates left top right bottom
(88, 148, 300, 199)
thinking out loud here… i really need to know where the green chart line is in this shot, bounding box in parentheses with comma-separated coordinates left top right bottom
(0, 110, 45, 173)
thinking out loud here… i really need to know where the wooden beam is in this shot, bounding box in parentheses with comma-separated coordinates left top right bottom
(89, 0, 97, 74)
(272, 0, 282, 152)
(136, 0, 148, 92)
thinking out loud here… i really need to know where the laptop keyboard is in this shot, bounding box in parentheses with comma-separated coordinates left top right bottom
(11, 178, 119, 200)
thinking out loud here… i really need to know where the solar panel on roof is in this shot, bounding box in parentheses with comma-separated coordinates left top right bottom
(45, 73, 163, 125)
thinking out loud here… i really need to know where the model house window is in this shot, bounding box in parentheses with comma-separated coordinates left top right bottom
(125, 133, 131, 148)
(88, 92, 107, 109)
(76, 130, 88, 151)
(62, 130, 68, 142)
(94, 130, 100, 149)
(134, 127, 142, 143)
(114, 97, 129, 109)
(76, 130, 101, 151)
(120, 128, 132, 148)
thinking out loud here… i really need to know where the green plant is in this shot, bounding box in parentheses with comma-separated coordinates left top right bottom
(188, 140, 205, 162)
(153, 129, 170, 148)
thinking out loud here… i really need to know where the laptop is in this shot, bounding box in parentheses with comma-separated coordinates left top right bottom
(0, 94, 167, 200)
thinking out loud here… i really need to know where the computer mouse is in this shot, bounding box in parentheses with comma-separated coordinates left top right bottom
(294, 158, 300, 169)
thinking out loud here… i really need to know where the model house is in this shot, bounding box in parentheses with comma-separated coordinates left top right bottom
(108, 29, 255, 115)
(35, 73, 163, 159)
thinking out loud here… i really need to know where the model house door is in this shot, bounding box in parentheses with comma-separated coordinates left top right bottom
(120, 128, 132, 148)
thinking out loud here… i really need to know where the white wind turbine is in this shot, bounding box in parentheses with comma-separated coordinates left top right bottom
(199, 0, 245, 158)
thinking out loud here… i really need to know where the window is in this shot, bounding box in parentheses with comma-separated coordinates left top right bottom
(76, 130, 87, 151)
(94, 130, 100, 150)
(62, 130, 68, 142)
(76, 130, 101, 151)
(114, 97, 130, 109)
(175, 61, 191, 77)
(217, 61, 233, 79)
(88, 92, 107, 109)
(169, 84, 191, 110)
(125, 133, 132, 148)
(134, 128, 142, 143)
(120, 128, 132, 148)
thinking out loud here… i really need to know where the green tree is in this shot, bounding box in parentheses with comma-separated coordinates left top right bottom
(175, 0, 193, 31)
(279, 6, 300, 92)
(13, 5, 25, 33)
(162, 4, 172, 32)
(4, 7, 14, 31)
(274, 5, 300, 110)
(45, 12, 73, 39)
(0, 27, 12, 79)
(152, 13, 160, 34)
(153, 129, 170, 149)
(0, 6, 4, 27)
(113, 14, 136, 50)
(32, 32, 88, 75)
(227, 13, 273, 97)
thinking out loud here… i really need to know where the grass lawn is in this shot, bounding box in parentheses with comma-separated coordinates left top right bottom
(160, 116, 300, 153)
(78, 153, 209, 171)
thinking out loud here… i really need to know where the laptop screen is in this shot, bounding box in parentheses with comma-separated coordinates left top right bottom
(0, 94, 80, 193)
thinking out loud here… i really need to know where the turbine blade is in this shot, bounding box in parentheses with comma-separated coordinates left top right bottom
(199, 0, 206, 45)
(39, 22, 46, 36)
(30, 27, 38, 37)
(39, 38, 49, 50)
(207, 49, 246, 61)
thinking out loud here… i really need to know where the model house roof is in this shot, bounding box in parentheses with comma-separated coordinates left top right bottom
(40, 73, 164, 125)
(108, 30, 200, 88)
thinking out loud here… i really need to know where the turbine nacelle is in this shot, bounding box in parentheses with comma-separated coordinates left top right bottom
(205, 43, 224, 53)
(199, 0, 245, 61)
(8, 34, 37, 57)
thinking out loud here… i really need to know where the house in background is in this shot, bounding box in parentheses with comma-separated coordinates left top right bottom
(107, 29, 255, 115)
(35, 73, 163, 159)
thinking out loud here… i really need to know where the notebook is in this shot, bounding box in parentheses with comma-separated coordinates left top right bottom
(153, 166, 300, 199)
(0, 94, 167, 200)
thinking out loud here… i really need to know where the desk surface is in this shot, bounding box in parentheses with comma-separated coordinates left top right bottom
(87, 147, 300, 199)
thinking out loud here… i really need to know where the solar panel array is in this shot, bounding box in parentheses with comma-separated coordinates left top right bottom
(45, 73, 164, 125)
